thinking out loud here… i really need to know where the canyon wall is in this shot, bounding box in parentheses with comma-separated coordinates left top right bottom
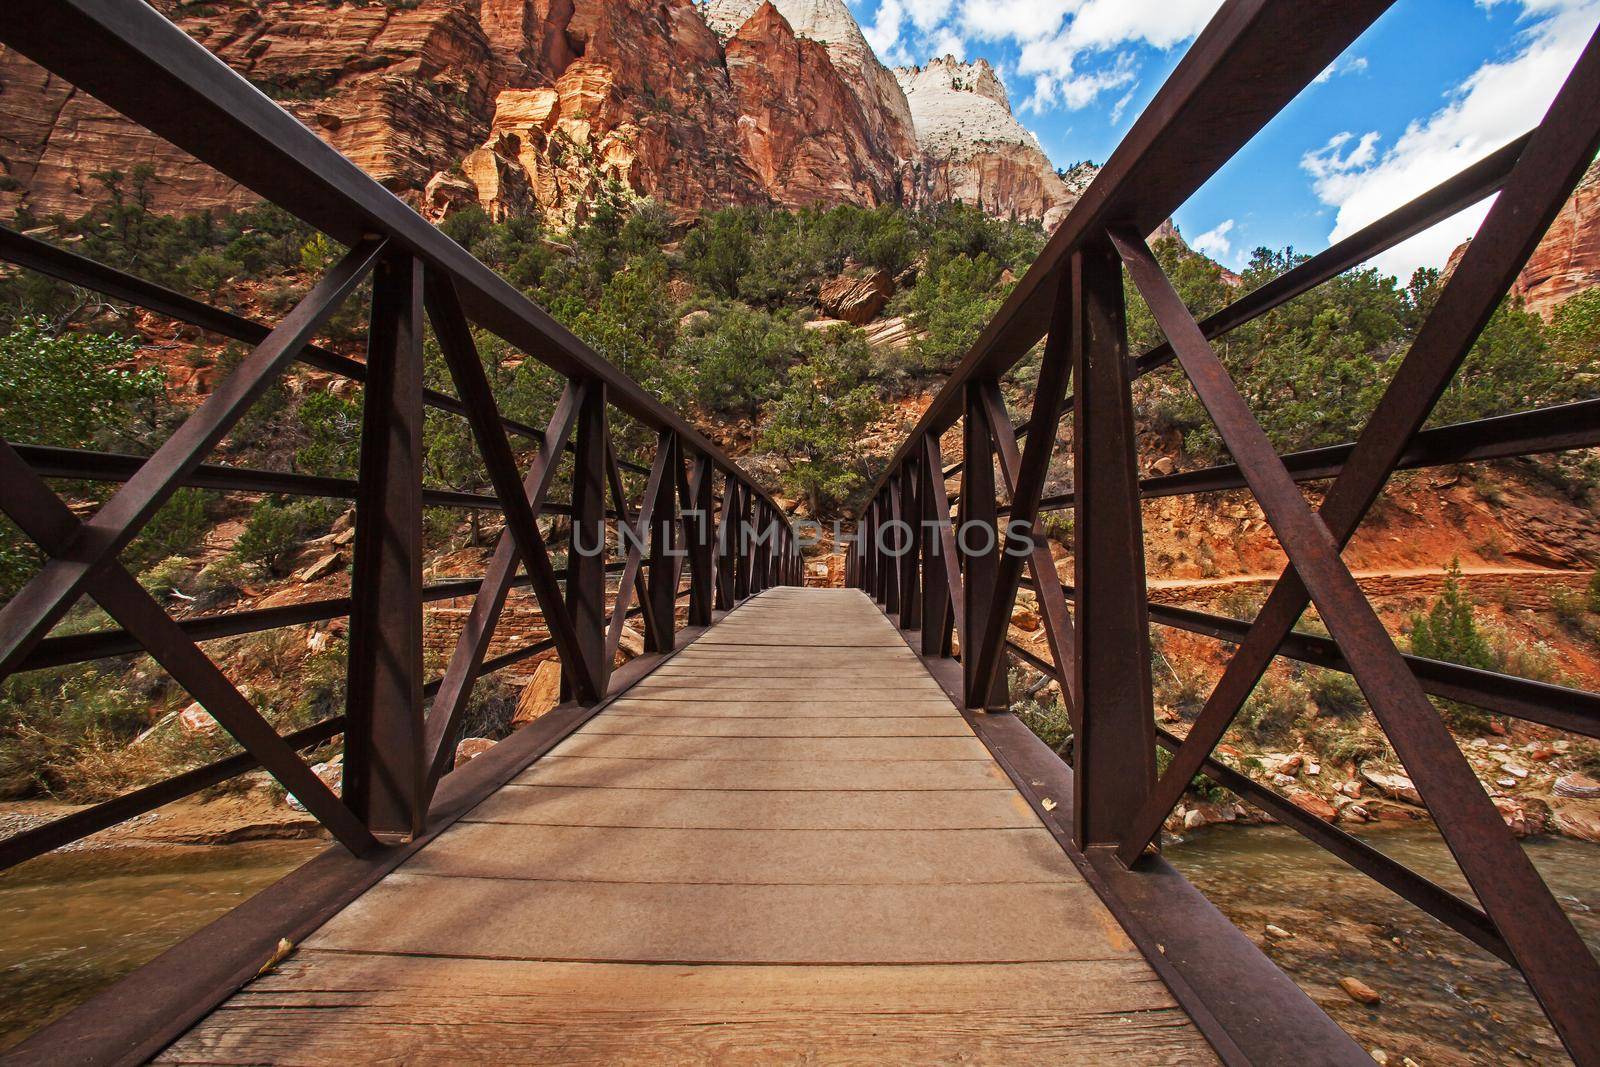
(0, 0, 1081, 229)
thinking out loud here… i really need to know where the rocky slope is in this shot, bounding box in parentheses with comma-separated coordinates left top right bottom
(896, 57, 1080, 228)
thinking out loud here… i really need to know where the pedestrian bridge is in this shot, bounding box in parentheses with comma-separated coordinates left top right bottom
(1, 0, 1598, 1063)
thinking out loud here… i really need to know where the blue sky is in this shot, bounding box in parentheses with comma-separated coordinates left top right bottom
(844, 0, 1600, 279)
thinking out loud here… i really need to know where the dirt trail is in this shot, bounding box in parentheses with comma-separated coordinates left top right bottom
(1147, 564, 1591, 593)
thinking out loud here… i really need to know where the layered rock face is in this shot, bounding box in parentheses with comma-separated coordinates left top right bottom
(703, 0, 918, 167)
(1513, 158, 1600, 318)
(0, 0, 501, 218)
(896, 57, 1079, 229)
(0, 0, 1084, 229)
(722, 4, 904, 208)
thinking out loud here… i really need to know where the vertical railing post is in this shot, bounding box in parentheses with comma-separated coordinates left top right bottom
(898, 458, 921, 631)
(920, 439, 953, 657)
(644, 432, 680, 652)
(883, 478, 902, 618)
(343, 253, 426, 842)
(861, 501, 877, 600)
(565, 381, 610, 702)
(961, 383, 1006, 709)
(1071, 245, 1155, 849)
(714, 473, 737, 610)
(685, 452, 716, 625)
(733, 482, 753, 601)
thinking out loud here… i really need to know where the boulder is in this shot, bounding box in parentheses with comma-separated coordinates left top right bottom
(1494, 797, 1545, 837)
(1288, 790, 1337, 822)
(295, 552, 344, 583)
(617, 624, 647, 658)
(454, 736, 497, 768)
(513, 659, 562, 728)
(1010, 607, 1041, 632)
(1551, 801, 1600, 843)
(1553, 772, 1600, 799)
(818, 270, 893, 325)
(1360, 767, 1422, 806)
(861, 316, 922, 351)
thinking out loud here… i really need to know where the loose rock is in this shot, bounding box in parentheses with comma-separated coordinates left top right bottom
(1338, 976, 1381, 1005)
(513, 659, 562, 727)
(454, 736, 497, 768)
(1553, 772, 1600, 799)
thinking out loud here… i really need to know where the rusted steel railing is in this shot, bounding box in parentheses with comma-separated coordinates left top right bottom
(0, 0, 801, 865)
(850, 2, 1600, 1060)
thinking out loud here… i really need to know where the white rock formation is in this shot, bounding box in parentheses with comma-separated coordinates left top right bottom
(896, 56, 1080, 228)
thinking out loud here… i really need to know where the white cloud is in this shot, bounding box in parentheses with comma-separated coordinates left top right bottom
(1192, 218, 1236, 261)
(929, 26, 968, 59)
(1008, 0, 1223, 110)
(1313, 54, 1370, 84)
(1301, 0, 1600, 279)
(863, 0, 913, 64)
(1108, 86, 1137, 125)
(867, 0, 1222, 111)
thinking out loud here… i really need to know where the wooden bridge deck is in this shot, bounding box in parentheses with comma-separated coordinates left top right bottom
(160, 588, 1214, 1064)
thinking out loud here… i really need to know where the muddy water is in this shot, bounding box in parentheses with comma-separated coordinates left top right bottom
(0, 840, 323, 1051)
(1166, 825, 1600, 1066)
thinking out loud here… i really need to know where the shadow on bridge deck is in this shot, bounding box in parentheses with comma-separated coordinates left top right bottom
(159, 589, 1214, 1063)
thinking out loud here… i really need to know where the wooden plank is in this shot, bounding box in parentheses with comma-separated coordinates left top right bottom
(576, 714, 976, 737)
(631, 676, 948, 692)
(548, 734, 990, 762)
(167, 588, 1212, 1063)
(514, 755, 1015, 791)
(306, 874, 1135, 963)
(461, 785, 1043, 830)
(613, 686, 946, 702)
(404, 824, 1079, 884)
(600, 697, 959, 716)
(160, 955, 1212, 1065)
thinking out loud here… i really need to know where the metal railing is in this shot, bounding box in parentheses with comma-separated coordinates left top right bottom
(849, 2, 1600, 1060)
(0, 0, 801, 861)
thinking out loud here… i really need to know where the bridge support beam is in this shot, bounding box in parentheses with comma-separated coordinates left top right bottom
(1069, 247, 1155, 851)
(344, 253, 427, 842)
(565, 381, 611, 702)
(961, 382, 1006, 710)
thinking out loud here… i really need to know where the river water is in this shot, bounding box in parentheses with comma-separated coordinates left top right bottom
(1167, 825, 1600, 1066)
(0, 840, 323, 1052)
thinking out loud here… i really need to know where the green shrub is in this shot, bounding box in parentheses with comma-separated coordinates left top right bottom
(296, 391, 363, 477)
(1551, 584, 1588, 627)
(1409, 559, 1498, 731)
(1015, 695, 1073, 754)
(0, 318, 166, 451)
(1308, 669, 1366, 718)
(231, 498, 336, 575)
(1588, 569, 1600, 615)
(762, 326, 882, 516)
(0, 659, 161, 799)
(124, 488, 212, 572)
(1216, 586, 1265, 622)
(1238, 674, 1309, 742)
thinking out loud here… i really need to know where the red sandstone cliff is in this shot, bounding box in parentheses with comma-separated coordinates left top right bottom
(0, 0, 1079, 229)
(1445, 159, 1599, 320)
(1513, 158, 1600, 318)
